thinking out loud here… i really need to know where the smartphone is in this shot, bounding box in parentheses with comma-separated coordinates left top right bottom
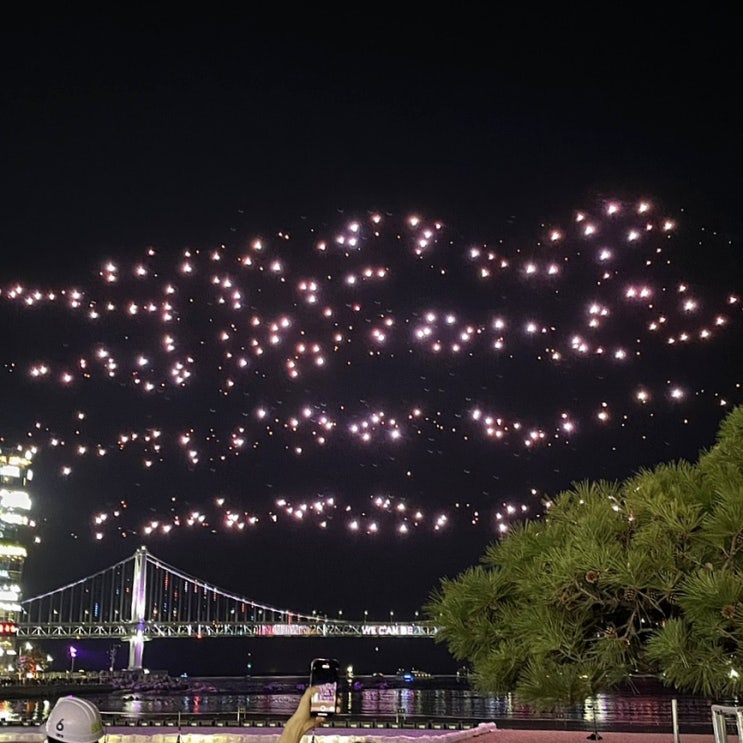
(309, 657, 339, 717)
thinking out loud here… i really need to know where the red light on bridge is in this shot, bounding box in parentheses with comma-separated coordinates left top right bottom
(0, 622, 17, 636)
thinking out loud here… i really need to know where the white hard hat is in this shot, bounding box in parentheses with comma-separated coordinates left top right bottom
(44, 696, 104, 743)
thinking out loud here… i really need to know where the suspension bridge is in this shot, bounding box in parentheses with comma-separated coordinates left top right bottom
(17, 546, 436, 670)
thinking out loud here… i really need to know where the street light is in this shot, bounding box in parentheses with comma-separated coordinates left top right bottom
(69, 646, 77, 673)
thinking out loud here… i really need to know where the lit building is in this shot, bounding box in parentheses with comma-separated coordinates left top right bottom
(0, 448, 35, 672)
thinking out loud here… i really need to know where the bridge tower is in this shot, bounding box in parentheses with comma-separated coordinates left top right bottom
(128, 546, 149, 669)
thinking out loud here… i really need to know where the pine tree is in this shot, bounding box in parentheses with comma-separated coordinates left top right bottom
(424, 406, 743, 710)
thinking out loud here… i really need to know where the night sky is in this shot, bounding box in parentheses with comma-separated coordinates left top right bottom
(1, 15, 742, 674)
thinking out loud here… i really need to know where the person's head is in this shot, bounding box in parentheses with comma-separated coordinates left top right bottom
(44, 696, 104, 743)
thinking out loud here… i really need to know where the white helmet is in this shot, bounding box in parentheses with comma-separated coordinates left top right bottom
(44, 696, 104, 743)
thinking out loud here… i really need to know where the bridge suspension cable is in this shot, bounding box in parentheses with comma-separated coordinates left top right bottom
(19, 546, 436, 669)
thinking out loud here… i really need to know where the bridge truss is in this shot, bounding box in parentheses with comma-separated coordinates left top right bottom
(19, 547, 436, 669)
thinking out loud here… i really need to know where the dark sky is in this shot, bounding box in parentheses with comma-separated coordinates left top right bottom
(4, 14, 741, 265)
(1, 15, 742, 673)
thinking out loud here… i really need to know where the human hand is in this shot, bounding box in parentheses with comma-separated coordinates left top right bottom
(277, 686, 324, 743)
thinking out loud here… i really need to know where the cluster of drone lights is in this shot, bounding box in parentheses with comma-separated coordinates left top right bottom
(1, 198, 741, 540)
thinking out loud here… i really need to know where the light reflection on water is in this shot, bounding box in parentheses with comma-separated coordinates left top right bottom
(94, 689, 526, 720)
(0, 698, 53, 723)
(0, 682, 732, 727)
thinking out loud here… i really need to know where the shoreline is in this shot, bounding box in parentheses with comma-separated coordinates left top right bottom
(0, 674, 728, 739)
(0, 723, 721, 743)
(0, 683, 116, 698)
